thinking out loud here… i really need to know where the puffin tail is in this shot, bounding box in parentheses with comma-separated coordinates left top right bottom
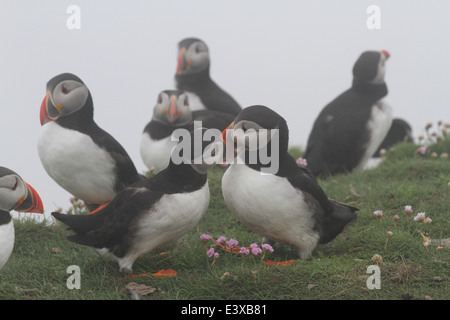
(52, 210, 106, 234)
(319, 200, 358, 244)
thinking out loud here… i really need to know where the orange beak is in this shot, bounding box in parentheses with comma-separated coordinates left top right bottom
(381, 50, 390, 59)
(18, 183, 44, 214)
(220, 123, 233, 145)
(176, 48, 186, 75)
(168, 96, 178, 123)
(40, 92, 62, 125)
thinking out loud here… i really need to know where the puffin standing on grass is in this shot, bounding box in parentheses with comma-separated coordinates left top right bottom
(140, 89, 235, 172)
(38, 73, 145, 210)
(52, 128, 220, 273)
(0, 167, 44, 269)
(304, 50, 393, 177)
(174, 37, 242, 116)
(221, 105, 358, 260)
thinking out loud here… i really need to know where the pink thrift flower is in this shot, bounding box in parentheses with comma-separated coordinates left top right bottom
(387, 231, 393, 237)
(214, 252, 219, 259)
(206, 247, 215, 257)
(216, 236, 227, 244)
(418, 146, 427, 155)
(249, 243, 259, 249)
(251, 247, 263, 256)
(404, 205, 413, 214)
(200, 233, 212, 242)
(373, 210, 383, 218)
(296, 157, 308, 167)
(262, 243, 274, 253)
(226, 239, 239, 249)
(413, 212, 426, 222)
(393, 215, 400, 222)
(239, 247, 250, 255)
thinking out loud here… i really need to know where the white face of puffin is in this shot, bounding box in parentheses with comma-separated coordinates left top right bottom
(41, 79, 89, 124)
(152, 91, 193, 126)
(230, 120, 276, 152)
(370, 50, 390, 85)
(176, 39, 210, 75)
(0, 174, 26, 212)
(0, 173, 43, 214)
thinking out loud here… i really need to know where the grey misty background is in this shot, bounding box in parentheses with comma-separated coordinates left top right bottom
(1, 1, 449, 218)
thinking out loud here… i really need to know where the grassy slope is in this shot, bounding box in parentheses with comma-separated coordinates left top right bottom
(0, 140, 449, 300)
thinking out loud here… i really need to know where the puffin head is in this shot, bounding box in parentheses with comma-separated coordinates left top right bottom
(352, 50, 390, 84)
(152, 90, 193, 126)
(220, 105, 288, 174)
(0, 167, 44, 214)
(221, 105, 289, 154)
(40, 73, 90, 125)
(176, 38, 210, 75)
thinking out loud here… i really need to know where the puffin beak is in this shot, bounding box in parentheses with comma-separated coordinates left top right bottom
(176, 47, 187, 75)
(381, 50, 390, 60)
(40, 91, 62, 125)
(168, 95, 178, 123)
(220, 122, 234, 145)
(15, 182, 44, 214)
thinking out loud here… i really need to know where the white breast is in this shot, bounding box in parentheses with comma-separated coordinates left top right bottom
(0, 219, 14, 269)
(131, 182, 210, 254)
(356, 97, 393, 171)
(222, 164, 319, 256)
(38, 122, 117, 204)
(140, 133, 177, 172)
(185, 91, 206, 111)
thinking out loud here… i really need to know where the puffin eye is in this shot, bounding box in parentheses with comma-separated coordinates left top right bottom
(61, 84, 70, 94)
(184, 97, 189, 106)
(11, 177, 18, 191)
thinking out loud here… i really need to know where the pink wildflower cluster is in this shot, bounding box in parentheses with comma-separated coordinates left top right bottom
(296, 157, 308, 167)
(200, 234, 274, 262)
(373, 205, 432, 225)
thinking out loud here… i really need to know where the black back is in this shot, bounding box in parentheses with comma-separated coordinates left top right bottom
(175, 66, 242, 116)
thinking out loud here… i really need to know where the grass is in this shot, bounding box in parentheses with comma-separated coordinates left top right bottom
(1, 128, 449, 301)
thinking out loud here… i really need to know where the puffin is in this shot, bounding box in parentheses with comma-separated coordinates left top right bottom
(38, 73, 145, 210)
(140, 89, 235, 172)
(174, 37, 242, 115)
(221, 105, 358, 260)
(304, 50, 393, 178)
(52, 128, 220, 273)
(0, 167, 44, 269)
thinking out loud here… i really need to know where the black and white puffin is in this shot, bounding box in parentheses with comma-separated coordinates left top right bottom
(38, 73, 145, 210)
(0, 167, 44, 269)
(52, 128, 220, 273)
(304, 50, 393, 177)
(140, 89, 235, 171)
(221, 105, 358, 260)
(174, 37, 242, 116)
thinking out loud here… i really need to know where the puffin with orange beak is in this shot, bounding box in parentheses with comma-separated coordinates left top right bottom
(304, 50, 393, 177)
(140, 89, 234, 172)
(0, 167, 44, 269)
(38, 73, 145, 211)
(220, 105, 358, 260)
(174, 37, 242, 116)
